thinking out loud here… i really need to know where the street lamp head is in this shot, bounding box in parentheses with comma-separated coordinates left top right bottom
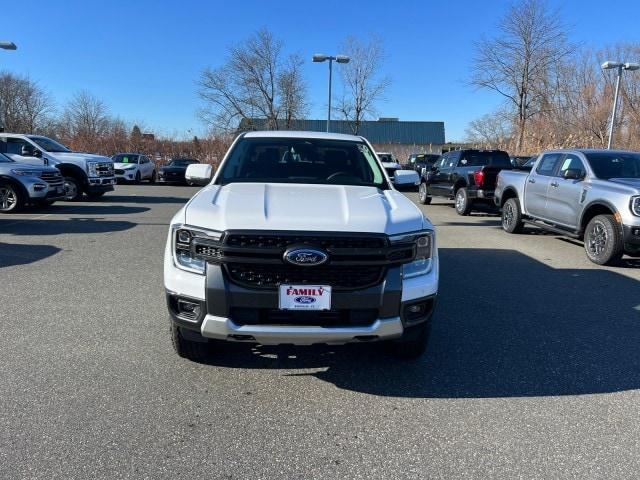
(335, 55, 350, 64)
(602, 61, 623, 70)
(0, 41, 17, 50)
(624, 62, 640, 71)
(313, 54, 329, 62)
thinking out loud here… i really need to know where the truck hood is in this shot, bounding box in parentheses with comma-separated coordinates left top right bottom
(183, 183, 429, 234)
(609, 178, 640, 192)
(49, 152, 112, 163)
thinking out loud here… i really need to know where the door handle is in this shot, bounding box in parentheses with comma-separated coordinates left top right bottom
(550, 181, 559, 188)
(528, 178, 536, 184)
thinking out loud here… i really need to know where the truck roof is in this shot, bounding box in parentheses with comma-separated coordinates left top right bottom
(243, 130, 364, 142)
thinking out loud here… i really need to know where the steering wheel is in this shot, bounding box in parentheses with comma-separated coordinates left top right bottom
(326, 171, 351, 181)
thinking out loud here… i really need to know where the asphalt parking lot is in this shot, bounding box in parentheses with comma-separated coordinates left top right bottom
(2, 184, 640, 479)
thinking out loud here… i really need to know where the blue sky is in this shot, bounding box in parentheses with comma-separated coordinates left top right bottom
(2, 0, 639, 140)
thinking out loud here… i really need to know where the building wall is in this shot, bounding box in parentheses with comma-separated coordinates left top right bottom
(372, 143, 444, 162)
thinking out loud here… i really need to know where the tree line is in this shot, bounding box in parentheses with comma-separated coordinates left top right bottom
(466, 0, 640, 154)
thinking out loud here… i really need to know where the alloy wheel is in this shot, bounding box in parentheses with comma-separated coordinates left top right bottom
(587, 221, 607, 256)
(503, 202, 514, 228)
(0, 186, 17, 211)
(63, 179, 78, 201)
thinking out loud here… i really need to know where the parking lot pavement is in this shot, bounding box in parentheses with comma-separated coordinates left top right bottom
(2, 185, 640, 479)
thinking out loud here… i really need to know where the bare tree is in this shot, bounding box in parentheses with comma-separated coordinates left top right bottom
(0, 71, 54, 133)
(198, 28, 307, 131)
(465, 109, 513, 148)
(59, 90, 112, 150)
(335, 36, 391, 134)
(472, 0, 571, 152)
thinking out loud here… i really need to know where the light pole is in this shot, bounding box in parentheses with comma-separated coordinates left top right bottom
(312, 54, 350, 132)
(0, 41, 17, 50)
(602, 61, 639, 149)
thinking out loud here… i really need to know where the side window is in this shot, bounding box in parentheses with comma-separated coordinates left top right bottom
(535, 153, 562, 177)
(557, 154, 585, 177)
(437, 155, 448, 169)
(5, 137, 31, 155)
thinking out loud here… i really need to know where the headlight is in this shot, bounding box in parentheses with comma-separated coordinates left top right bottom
(11, 169, 39, 176)
(171, 225, 222, 275)
(391, 230, 434, 279)
(631, 196, 640, 216)
(87, 162, 98, 177)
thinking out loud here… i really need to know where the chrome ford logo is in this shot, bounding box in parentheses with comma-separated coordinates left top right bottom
(283, 247, 329, 267)
(295, 296, 316, 304)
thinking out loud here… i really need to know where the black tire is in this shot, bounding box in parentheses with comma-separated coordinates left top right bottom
(390, 320, 432, 360)
(134, 171, 141, 184)
(170, 324, 209, 362)
(501, 197, 524, 234)
(418, 182, 432, 205)
(584, 214, 624, 265)
(63, 176, 83, 201)
(149, 170, 156, 183)
(0, 182, 24, 213)
(454, 187, 473, 216)
(86, 192, 106, 200)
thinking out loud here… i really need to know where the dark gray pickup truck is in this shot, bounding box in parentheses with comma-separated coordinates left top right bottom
(495, 149, 640, 265)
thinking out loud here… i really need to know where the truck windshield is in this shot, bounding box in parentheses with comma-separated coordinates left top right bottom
(585, 152, 640, 179)
(461, 151, 511, 167)
(169, 159, 198, 166)
(215, 137, 388, 188)
(28, 136, 71, 153)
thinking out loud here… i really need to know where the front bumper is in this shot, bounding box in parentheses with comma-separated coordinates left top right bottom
(158, 172, 186, 183)
(623, 224, 640, 248)
(86, 177, 116, 193)
(115, 171, 137, 182)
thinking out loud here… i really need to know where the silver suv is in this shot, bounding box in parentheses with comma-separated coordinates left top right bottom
(0, 153, 65, 212)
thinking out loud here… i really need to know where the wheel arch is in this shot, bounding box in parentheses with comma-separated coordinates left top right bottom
(0, 175, 29, 200)
(580, 201, 620, 235)
(499, 187, 520, 207)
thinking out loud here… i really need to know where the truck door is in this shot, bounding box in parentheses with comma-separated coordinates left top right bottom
(544, 153, 587, 229)
(2, 137, 44, 166)
(431, 152, 457, 197)
(525, 153, 562, 219)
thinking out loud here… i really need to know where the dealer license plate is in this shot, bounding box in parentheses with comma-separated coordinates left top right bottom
(279, 285, 331, 311)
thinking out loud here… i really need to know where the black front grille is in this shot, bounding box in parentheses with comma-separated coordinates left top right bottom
(226, 263, 384, 290)
(231, 307, 378, 327)
(39, 171, 64, 186)
(115, 169, 125, 175)
(96, 163, 114, 176)
(225, 233, 386, 250)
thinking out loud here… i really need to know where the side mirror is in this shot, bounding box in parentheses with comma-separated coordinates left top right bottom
(21, 145, 35, 156)
(563, 168, 584, 180)
(393, 169, 419, 190)
(185, 164, 213, 186)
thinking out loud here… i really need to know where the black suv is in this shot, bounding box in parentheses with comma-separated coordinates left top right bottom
(418, 149, 512, 215)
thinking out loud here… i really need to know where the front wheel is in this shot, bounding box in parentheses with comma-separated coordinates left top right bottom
(134, 171, 141, 184)
(63, 177, 82, 201)
(418, 182, 432, 205)
(584, 214, 623, 265)
(0, 183, 23, 213)
(454, 187, 473, 216)
(170, 323, 209, 362)
(501, 198, 524, 233)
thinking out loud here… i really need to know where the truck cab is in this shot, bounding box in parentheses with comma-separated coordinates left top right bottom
(0, 133, 115, 201)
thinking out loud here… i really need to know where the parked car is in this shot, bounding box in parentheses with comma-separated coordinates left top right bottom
(0, 133, 115, 201)
(418, 149, 512, 215)
(164, 131, 436, 361)
(409, 154, 441, 175)
(495, 149, 640, 265)
(0, 152, 65, 212)
(112, 153, 157, 183)
(158, 158, 200, 184)
(510, 155, 533, 167)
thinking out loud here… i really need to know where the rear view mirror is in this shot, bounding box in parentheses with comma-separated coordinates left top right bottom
(185, 164, 213, 186)
(563, 168, 584, 180)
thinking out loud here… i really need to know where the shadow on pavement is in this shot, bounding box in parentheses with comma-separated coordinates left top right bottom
(0, 242, 61, 267)
(30, 204, 150, 215)
(0, 217, 136, 236)
(198, 248, 640, 398)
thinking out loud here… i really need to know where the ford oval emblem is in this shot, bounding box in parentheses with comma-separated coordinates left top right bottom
(295, 296, 316, 304)
(283, 247, 329, 267)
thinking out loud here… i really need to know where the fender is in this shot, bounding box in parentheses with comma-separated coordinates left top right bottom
(55, 163, 87, 185)
(579, 199, 621, 232)
(0, 175, 30, 200)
